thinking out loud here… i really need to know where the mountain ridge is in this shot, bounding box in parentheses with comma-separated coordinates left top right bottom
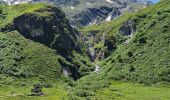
(1, 0, 152, 27)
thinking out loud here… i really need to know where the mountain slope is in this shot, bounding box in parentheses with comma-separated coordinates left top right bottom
(82, 0, 170, 84)
(1, 4, 78, 55)
(70, 0, 170, 99)
(103, 0, 170, 84)
(58, 0, 152, 27)
(0, 31, 63, 84)
(0, 3, 93, 84)
(0, 0, 170, 100)
(0, 4, 65, 85)
(1, 0, 152, 27)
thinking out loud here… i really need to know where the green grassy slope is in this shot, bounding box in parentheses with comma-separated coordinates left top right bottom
(81, 0, 170, 84)
(0, 3, 70, 85)
(104, 0, 170, 84)
(0, 31, 70, 99)
(0, 3, 51, 28)
(0, 3, 94, 81)
(0, 31, 64, 85)
(0, 3, 94, 99)
(69, 0, 170, 99)
(0, 1, 170, 99)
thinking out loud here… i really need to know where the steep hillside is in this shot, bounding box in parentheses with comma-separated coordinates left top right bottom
(1, 4, 78, 55)
(0, 31, 63, 84)
(82, 0, 170, 84)
(70, 0, 170, 99)
(103, 0, 170, 84)
(0, 3, 93, 84)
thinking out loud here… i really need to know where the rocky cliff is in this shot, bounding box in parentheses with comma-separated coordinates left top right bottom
(2, 0, 152, 27)
(0, 3, 93, 81)
(13, 7, 79, 55)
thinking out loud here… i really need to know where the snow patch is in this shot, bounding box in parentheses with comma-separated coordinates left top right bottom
(14, 1, 20, 4)
(71, 6, 74, 9)
(105, 13, 112, 21)
(2, 0, 31, 5)
(106, 0, 114, 3)
(89, 20, 97, 25)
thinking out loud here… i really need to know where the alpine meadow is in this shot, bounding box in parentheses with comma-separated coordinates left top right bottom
(0, 0, 170, 100)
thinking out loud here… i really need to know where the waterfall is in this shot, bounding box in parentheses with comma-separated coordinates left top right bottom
(94, 64, 100, 73)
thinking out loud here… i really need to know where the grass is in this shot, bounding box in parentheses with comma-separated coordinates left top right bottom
(92, 81, 170, 100)
(0, 1, 94, 81)
(0, 3, 58, 28)
(1, 81, 169, 100)
(79, 0, 170, 84)
(69, 0, 170, 99)
(0, 83, 68, 100)
(103, 0, 170, 84)
(0, 31, 64, 81)
(1, 81, 170, 100)
(69, 72, 170, 100)
(0, 0, 170, 99)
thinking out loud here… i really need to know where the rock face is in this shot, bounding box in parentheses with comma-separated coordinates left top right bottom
(0, 4, 94, 81)
(2, 0, 152, 27)
(62, 0, 152, 27)
(119, 20, 136, 36)
(13, 6, 79, 55)
(70, 7, 121, 26)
